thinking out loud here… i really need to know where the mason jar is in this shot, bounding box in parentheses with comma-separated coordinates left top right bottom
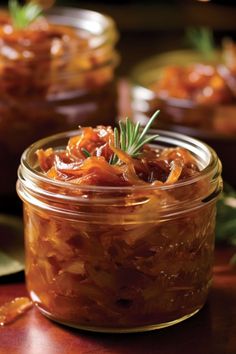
(0, 7, 119, 200)
(17, 129, 222, 333)
(130, 51, 236, 187)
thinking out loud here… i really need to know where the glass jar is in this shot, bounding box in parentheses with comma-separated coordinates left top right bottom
(130, 49, 236, 132)
(130, 50, 236, 187)
(17, 130, 222, 333)
(0, 7, 119, 199)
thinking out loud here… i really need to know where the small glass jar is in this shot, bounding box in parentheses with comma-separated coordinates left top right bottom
(0, 7, 119, 198)
(130, 49, 234, 132)
(130, 50, 236, 187)
(17, 130, 222, 333)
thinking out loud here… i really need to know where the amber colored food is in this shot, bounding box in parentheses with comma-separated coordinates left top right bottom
(139, 43, 236, 135)
(0, 297, 32, 326)
(36, 126, 200, 186)
(21, 126, 217, 331)
(0, 10, 117, 196)
(151, 40, 236, 106)
(151, 64, 234, 105)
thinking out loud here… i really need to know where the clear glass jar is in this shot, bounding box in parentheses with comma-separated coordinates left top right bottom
(130, 50, 236, 187)
(0, 7, 119, 198)
(130, 49, 235, 133)
(17, 130, 222, 333)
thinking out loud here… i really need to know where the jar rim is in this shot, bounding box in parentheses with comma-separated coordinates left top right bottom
(19, 128, 221, 194)
(46, 7, 118, 51)
(0, 6, 119, 57)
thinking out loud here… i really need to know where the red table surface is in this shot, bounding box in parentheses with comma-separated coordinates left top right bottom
(0, 246, 235, 354)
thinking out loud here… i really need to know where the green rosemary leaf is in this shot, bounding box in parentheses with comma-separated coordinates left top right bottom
(138, 110, 160, 142)
(127, 118, 133, 146)
(109, 127, 119, 165)
(125, 118, 130, 150)
(114, 127, 119, 148)
(81, 148, 91, 158)
(129, 120, 136, 147)
(119, 121, 125, 151)
(109, 155, 114, 165)
(186, 27, 215, 60)
(132, 134, 159, 156)
(109, 110, 160, 164)
(133, 121, 141, 145)
(9, 0, 43, 29)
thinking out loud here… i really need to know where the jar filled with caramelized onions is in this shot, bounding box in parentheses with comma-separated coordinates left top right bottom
(17, 122, 222, 333)
(0, 5, 119, 199)
(131, 49, 236, 187)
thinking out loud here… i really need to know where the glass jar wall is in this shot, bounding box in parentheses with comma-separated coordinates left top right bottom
(0, 7, 119, 199)
(17, 129, 222, 332)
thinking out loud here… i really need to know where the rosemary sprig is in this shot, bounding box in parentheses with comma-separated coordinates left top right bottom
(109, 110, 160, 165)
(81, 148, 91, 158)
(186, 27, 215, 60)
(9, 0, 43, 29)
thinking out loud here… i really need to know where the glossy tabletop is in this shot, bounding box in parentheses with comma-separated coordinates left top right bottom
(0, 246, 235, 354)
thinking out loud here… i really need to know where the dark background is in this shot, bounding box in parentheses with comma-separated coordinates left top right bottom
(1, 0, 236, 75)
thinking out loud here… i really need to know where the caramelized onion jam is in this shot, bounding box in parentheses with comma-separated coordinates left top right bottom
(132, 42, 236, 136)
(151, 64, 234, 105)
(0, 7, 118, 196)
(151, 40, 236, 106)
(17, 126, 222, 332)
(36, 126, 201, 186)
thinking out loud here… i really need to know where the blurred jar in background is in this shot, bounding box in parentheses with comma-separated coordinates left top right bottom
(130, 49, 236, 187)
(0, 6, 119, 199)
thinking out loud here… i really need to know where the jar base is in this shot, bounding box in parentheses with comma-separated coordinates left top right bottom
(35, 305, 201, 333)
